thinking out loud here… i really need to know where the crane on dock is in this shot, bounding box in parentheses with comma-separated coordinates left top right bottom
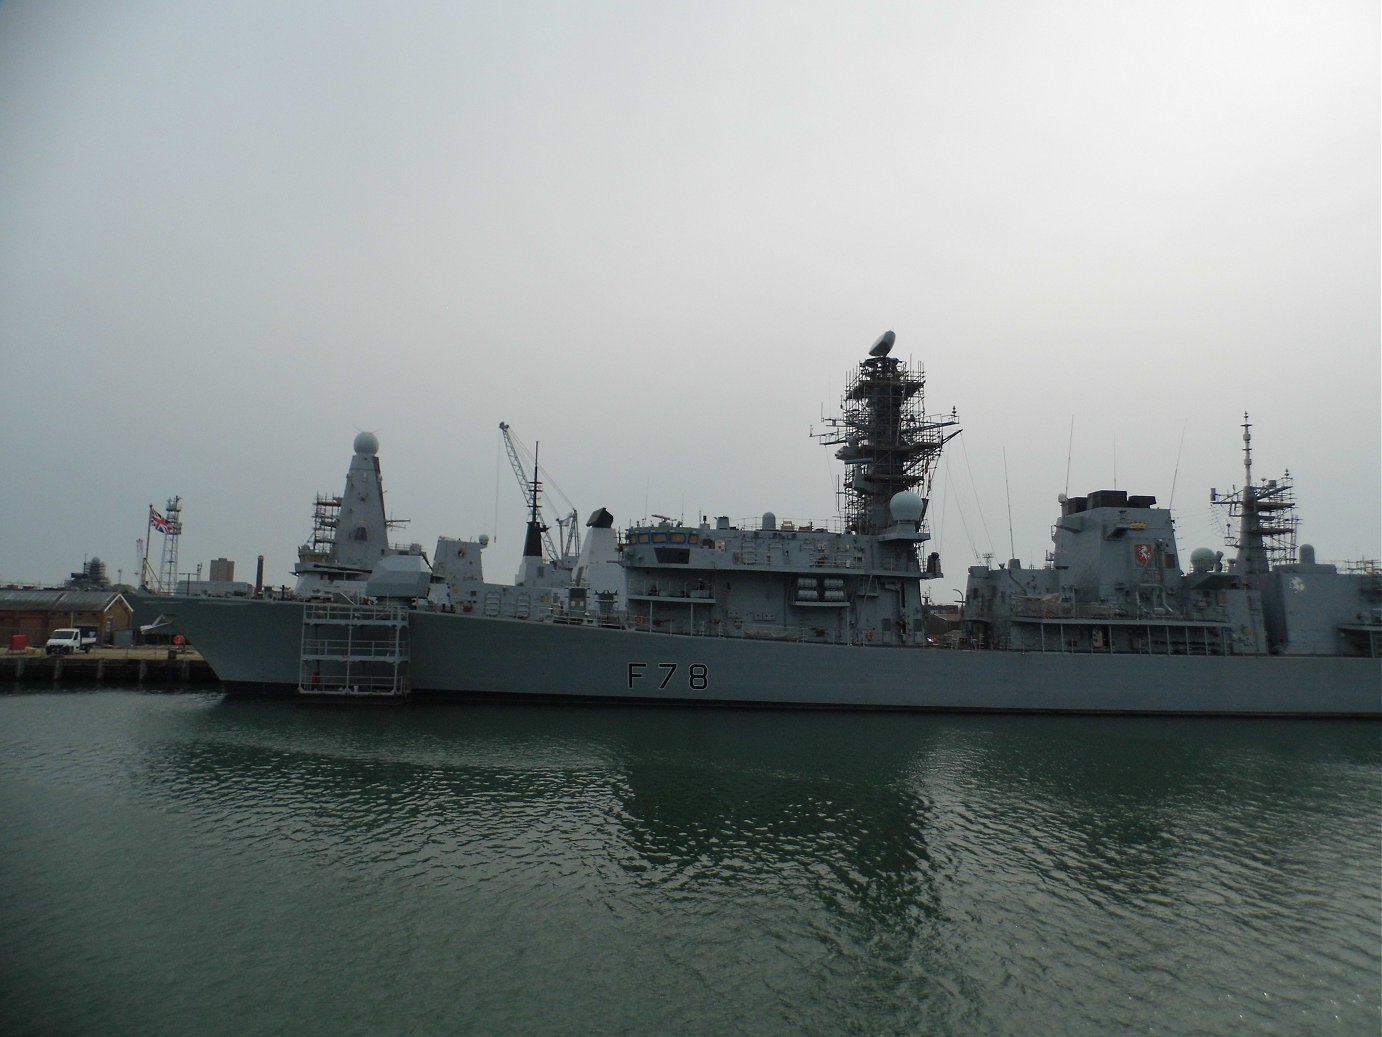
(498, 422, 581, 570)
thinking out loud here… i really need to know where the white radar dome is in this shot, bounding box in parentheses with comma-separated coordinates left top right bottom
(353, 431, 379, 456)
(889, 491, 926, 524)
(1190, 547, 1217, 573)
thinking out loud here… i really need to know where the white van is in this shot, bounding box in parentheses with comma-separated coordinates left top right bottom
(45, 627, 97, 655)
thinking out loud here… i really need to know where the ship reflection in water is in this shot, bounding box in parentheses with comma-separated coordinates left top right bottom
(2, 691, 1378, 1036)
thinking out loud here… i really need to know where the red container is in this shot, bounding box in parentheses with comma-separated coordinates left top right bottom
(9, 634, 28, 652)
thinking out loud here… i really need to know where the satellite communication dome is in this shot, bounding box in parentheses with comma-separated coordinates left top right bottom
(478, 534, 490, 547)
(889, 491, 926, 524)
(761, 511, 777, 531)
(1190, 547, 1217, 573)
(353, 431, 380, 456)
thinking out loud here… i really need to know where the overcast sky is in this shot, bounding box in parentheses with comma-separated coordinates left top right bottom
(1, 0, 1377, 590)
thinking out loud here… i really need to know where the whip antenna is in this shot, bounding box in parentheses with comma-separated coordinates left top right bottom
(1003, 447, 1016, 561)
(1064, 416, 1075, 497)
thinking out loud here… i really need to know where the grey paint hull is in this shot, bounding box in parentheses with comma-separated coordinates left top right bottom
(161, 598, 1381, 716)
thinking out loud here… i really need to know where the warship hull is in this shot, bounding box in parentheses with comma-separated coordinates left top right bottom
(159, 597, 1381, 716)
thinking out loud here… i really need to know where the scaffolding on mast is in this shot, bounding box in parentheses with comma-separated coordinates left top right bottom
(814, 333, 960, 534)
(1212, 413, 1300, 572)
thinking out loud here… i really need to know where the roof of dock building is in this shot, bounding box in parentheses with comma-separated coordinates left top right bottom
(0, 589, 131, 613)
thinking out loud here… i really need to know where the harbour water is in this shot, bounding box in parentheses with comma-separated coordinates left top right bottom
(2, 690, 1378, 1036)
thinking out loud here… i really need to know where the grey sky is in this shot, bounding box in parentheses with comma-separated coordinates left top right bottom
(2, 0, 1377, 588)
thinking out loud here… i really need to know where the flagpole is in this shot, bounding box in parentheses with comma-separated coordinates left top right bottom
(142, 505, 153, 590)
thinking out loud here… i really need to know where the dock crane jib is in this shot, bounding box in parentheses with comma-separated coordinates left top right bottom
(498, 422, 581, 585)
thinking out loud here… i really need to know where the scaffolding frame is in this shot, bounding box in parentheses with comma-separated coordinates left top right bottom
(816, 354, 959, 534)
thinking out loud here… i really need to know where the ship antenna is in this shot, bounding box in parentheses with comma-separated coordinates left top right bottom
(1168, 418, 1188, 509)
(1003, 447, 1016, 561)
(1235, 412, 1267, 575)
(1063, 415, 1074, 497)
(1242, 411, 1252, 488)
(1240, 413, 1255, 572)
(530, 442, 541, 526)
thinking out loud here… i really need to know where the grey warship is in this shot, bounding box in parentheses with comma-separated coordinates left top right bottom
(145, 333, 1381, 715)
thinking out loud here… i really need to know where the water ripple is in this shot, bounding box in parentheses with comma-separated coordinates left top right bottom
(1, 692, 1377, 1036)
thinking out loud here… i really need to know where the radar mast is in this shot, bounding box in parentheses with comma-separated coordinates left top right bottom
(815, 331, 959, 534)
(1213, 413, 1299, 574)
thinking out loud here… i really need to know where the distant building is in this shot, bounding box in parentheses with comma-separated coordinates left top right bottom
(178, 580, 253, 598)
(209, 558, 235, 582)
(66, 557, 110, 590)
(0, 589, 134, 648)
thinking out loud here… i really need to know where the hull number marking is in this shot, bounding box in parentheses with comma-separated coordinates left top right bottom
(628, 662, 709, 691)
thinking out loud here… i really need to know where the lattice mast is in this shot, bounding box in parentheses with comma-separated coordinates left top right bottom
(139, 496, 183, 593)
(815, 331, 960, 534)
(159, 497, 182, 592)
(1212, 413, 1299, 573)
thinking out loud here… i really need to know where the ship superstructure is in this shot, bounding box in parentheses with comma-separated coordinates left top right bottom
(964, 490, 1268, 655)
(293, 430, 423, 596)
(1212, 416, 1380, 657)
(963, 415, 1381, 660)
(616, 333, 960, 648)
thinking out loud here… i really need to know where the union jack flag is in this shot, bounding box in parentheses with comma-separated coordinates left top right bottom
(150, 507, 181, 535)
